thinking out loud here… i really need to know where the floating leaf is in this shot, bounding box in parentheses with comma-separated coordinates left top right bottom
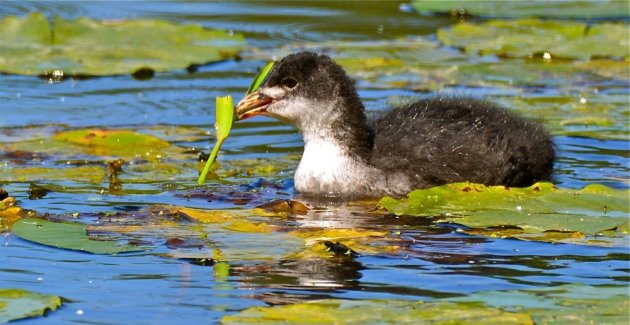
(53, 129, 170, 159)
(412, 1, 630, 19)
(198, 96, 234, 184)
(0, 13, 246, 76)
(500, 94, 629, 140)
(222, 299, 534, 324)
(437, 19, 629, 59)
(0, 166, 106, 183)
(246, 61, 276, 95)
(452, 283, 629, 324)
(380, 183, 629, 245)
(0, 288, 61, 323)
(11, 218, 141, 254)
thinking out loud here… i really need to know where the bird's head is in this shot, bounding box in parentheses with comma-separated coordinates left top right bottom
(235, 52, 363, 133)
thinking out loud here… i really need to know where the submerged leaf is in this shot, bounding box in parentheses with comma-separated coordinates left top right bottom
(11, 218, 141, 254)
(0, 13, 246, 76)
(0, 288, 61, 323)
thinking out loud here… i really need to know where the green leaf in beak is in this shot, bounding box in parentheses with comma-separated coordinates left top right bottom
(246, 61, 275, 95)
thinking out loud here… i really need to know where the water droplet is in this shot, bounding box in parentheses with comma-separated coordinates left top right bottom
(543, 52, 552, 62)
(399, 3, 415, 13)
(516, 205, 522, 211)
(36, 277, 44, 281)
(579, 97, 587, 104)
(76, 309, 84, 316)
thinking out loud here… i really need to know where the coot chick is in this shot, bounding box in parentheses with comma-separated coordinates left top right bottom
(236, 52, 554, 198)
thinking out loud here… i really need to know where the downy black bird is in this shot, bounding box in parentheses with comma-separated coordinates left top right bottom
(236, 52, 554, 198)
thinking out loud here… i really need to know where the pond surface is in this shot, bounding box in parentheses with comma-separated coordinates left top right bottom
(0, 1, 628, 324)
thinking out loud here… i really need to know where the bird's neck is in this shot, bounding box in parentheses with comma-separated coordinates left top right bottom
(298, 96, 373, 161)
(293, 96, 380, 196)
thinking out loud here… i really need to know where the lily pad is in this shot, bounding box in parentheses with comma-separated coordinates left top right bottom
(222, 299, 534, 324)
(452, 283, 629, 324)
(0, 13, 246, 76)
(437, 19, 629, 59)
(0, 288, 61, 323)
(499, 94, 629, 140)
(244, 37, 627, 93)
(53, 129, 170, 159)
(412, 1, 630, 19)
(380, 182, 629, 245)
(0, 165, 106, 183)
(11, 217, 141, 254)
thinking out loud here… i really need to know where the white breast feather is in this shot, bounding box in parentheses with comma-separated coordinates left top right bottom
(294, 139, 368, 195)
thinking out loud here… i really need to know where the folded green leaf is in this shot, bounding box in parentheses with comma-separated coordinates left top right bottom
(198, 96, 234, 184)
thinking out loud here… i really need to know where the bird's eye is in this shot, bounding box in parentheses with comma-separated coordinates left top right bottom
(281, 77, 298, 89)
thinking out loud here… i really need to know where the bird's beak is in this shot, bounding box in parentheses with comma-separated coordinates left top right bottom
(235, 90, 275, 120)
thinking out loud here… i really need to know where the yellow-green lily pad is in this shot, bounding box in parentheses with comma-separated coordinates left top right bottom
(412, 1, 630, 19)
(0, 13, 246, 76)
(0, 165, 106, 183)
(222, 299, 534, 324)
(0, 288, 62, 323)
(380, 183, 629, 245)
(437, 19, 628, 59)
(52, 129, 170, 159)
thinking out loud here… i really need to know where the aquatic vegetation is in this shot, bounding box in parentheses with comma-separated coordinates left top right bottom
(0, 1, 628, 323)
(0, 13, 245, 76)
(0, 289, 62, 323)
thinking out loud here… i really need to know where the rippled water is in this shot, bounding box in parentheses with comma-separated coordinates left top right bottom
(0, 1, 628, 324)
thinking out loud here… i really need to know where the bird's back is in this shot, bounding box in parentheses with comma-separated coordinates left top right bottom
(368, 97, 554, 190)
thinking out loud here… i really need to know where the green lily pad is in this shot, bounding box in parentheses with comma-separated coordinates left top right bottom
(11, 217, 141, 254)
(437, 19, 629, 59)
(244, 36, 627, 94)
(499, 94, 629, 140)
(412, 1, 630, 19)
(0, 288, 62, 323)
(452, 284, 629, 325)
(222, 299, 534, 324)
(0, 13, 246, 76)
(380, 183, 629, 245)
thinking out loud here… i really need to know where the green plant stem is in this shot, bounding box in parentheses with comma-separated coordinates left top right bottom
(197, 137, 226, 185)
